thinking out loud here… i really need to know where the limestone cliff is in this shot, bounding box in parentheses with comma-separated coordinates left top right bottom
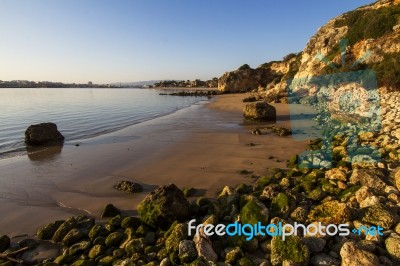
(219, 0, 400, 95)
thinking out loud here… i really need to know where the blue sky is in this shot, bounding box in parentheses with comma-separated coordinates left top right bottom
(0, 0, 374, 84)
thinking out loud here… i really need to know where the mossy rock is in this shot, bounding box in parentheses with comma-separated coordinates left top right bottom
(62, 228, 84, 246)
(307, 187, 325, 201)
(235, 184, 253, 194)
(71, 259, 96, 266)
(105, 232, 124, 247)
(270, 235, 309, 266)
(240, 199, 269, 225)
(89, 245, 106, 260)
(54, 254, 75, 265)
(157, 247, 169, 261)
(0, 235, 10, 252)
(256, 176, 276, 187)
(37, 220, 64, 240)
(385, 235, 400, 261)
(93, 236, 106, 246)
(108, 215, 123, 228)
(98, 255, 116, 265)
(338, 185, 361, 202)
(227, 234, 258, 253)
(88, 224, 107, 241)
(300, 181, 314, 194)
(270, 193, 292, 218)
(288, 154, 299, 168)
(236, 256, 256, 266)
(137, 184, 190, 230)
(183, 187, 198, 197)
(52, 218, 77, 242)
(68, 241, 91, 255)
(121, 216, 141, 229)
(360, 203, 396, 230)
(125, 238, 146, 255)
(225, 247, 243, 264)
(165, 223, 188, 253)
(308, 200, 351, 224)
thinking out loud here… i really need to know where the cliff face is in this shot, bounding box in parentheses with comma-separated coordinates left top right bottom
(219, 0, 400, 95)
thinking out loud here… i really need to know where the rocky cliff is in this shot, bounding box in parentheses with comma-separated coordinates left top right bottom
(219, 0, 400, 96)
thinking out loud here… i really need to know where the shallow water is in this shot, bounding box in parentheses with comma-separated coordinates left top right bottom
(0, 88, 207, 158)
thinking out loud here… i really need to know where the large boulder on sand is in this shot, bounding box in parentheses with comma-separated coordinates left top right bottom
(243, 102, 276, 121)
(138, 184, 190, 229)
(25, 122, 64, 146)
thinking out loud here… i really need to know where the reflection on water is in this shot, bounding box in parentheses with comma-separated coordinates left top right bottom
(26, 145, 63, 161)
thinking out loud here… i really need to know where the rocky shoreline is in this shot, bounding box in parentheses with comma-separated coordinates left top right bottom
(0, 92, 399, 266)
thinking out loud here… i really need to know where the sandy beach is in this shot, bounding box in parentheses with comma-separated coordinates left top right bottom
(0, 93, 308, 237)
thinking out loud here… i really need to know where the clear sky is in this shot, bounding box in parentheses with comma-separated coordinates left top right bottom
(0, 0, 374, 84)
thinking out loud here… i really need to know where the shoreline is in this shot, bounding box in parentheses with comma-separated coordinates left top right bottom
(0, 93, 308, 237)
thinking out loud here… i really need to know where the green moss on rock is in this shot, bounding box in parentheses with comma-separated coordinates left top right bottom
(308, 200, 351, 224)
(270, 235, 309, 266)
(360, 203, 396, 230)
(240, 199, 269, 225)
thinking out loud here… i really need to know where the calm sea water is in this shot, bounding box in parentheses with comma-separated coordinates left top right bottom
(0, 88, 207, 159)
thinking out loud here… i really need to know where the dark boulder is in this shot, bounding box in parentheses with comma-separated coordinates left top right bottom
(101, 204, 121, 218)
(137, 184, 190, 230)
(25, 122, 64, 146)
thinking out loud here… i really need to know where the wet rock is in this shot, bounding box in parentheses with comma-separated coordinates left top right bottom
(88, 224, 106, 240)
(270, 235, 309, 266)
(243, 102, 276, 122)
(340, 241, 379, 266)
(121, 216, 141, 229)
(88, 244, 105, 259)
(37, 220, 64, 240)
(0, 235, 10, 252)
(71, 260, 96, 266)
(125, 238, 146, 255)
(18, 238, 39, 250)
(52, 218, 77, 242)
(105, 231, 124, 247)
(25, 122, 64, 146)
(270, 192, 293, 218)
(308, 200, 351, 224)
(137, 184, 190, 230)
(101, 203, 121, 218)
(62, 228, 84, 246)
(385, 234, 400, 261)
(115, 180, 143, 193)
(178, 240, 197, 263)
(68, 240, 91, 255)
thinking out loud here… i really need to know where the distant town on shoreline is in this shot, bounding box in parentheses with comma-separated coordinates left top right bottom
(0, 78, 219, 89)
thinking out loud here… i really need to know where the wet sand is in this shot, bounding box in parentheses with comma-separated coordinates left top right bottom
(0, 93, 308, 236)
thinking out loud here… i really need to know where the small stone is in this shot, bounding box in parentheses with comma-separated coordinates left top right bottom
(355, 186, 374, 204)
(310, 253, 340, 266)
(225, 247, 244, 264)
(340, 241, 379, 266)
(359, 196, 380, 208)
(193, 227, 218, 262)
(270, 235, 309, 266)
(88, 244, 105, 259)
(105, 232, 124, 247)
(385, 234, 400, 261)
(68, 241, 91, 255)
(178, 240, 197, 263)
(302, 237, 326, 254)
(101, 203, 121, 218)
(114, 180, 143, 193)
